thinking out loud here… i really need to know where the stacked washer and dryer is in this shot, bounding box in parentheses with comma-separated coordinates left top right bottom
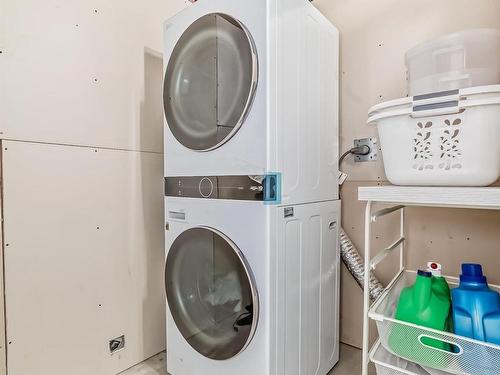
(162, 1, 340, 375)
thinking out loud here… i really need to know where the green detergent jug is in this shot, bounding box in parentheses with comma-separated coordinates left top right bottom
(427, 262, 451, 297)
(389, 269, 453, 368)
(428, 263, 453, 335)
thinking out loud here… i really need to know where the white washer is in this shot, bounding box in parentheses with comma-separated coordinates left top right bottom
(165, 197, 340, 375)
(163, 0, 340, 205)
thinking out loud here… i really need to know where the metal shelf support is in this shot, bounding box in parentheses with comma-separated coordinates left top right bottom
(362, 202, 405, 375)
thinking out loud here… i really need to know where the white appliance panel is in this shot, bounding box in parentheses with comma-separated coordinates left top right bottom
(163, 0, 269, 176)
(164, 198, 340, 375)
(165, 198, 271, 375)
(163, 0, 339, 205)
(274, 0, 340, 204)
(275, 200, 340, 375)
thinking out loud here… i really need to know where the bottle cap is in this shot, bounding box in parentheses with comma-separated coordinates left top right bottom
(417, 270, 432, 278)
(427, 262, 442, 276)
(460, 263, 487, 284)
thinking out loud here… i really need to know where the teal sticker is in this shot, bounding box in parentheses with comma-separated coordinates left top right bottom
(263, 173, 281, 205)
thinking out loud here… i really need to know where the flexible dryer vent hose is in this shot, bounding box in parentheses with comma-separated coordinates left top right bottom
(340, 228, 384, 301)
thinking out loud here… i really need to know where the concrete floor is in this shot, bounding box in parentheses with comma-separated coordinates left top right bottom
(120, 344, 377, 375)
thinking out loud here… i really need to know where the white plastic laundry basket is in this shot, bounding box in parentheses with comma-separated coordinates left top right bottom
(406, 29, 500, 96)
(368, 85, 500, 186)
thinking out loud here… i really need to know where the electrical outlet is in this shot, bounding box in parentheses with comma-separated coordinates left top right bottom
(109, 335, 125, 354)
(354, 137, 378, 162)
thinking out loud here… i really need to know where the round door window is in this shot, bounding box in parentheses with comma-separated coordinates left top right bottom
(163, 13, 258, 151)
(165, 227, 258, 360)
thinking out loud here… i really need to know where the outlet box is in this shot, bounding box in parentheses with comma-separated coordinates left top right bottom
(109, 335, 125, 354)
(354, 137, 378, 162)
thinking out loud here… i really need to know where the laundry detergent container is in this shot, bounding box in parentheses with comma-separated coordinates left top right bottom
(452, 264, 500, 346)
(368, 85, 500, 186)
(406, 29, 500, 96)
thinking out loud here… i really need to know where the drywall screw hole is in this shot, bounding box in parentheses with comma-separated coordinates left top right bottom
(94, 9, 98, 13)
(97, 226, 100, 229)
(466, 237, 470, 241)
(98, 304, 102, 307)
(5, 244, 9, 247)
(4, 148, 7, 151)
(94, 149, 98, 152)
(8, 342, 11, 345)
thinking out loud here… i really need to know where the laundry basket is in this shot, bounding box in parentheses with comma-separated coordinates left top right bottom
(367, 85, 500, 186)
(369, 270, 500, 375)
(406, 29, 500, 96)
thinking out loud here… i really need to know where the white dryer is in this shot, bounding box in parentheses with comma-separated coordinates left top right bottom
(163, 0, 339, 205)
(164, 197, 340, 375)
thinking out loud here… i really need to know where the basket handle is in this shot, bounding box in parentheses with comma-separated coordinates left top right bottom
(417, 334, 464, 356)
(411, 89, 461, 118)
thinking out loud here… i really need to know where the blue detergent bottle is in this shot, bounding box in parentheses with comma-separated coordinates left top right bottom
(452, 264, 500, 345)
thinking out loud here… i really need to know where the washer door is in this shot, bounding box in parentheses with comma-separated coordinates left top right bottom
(165, 227, 258, 360)
(164, 13, 258, 151)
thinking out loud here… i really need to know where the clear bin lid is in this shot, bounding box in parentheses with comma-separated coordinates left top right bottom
(405, 28, 500, 61)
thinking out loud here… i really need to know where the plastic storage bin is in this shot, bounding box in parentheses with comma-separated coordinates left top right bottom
(406, 29, 500, 96)
(369, 270, 500, 375)
(370, 340, 434, 375)
(367, 85, 500, 186)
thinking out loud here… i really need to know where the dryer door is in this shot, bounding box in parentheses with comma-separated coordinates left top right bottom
(164, 13, 258, 151)
(165, 227, 259, 360)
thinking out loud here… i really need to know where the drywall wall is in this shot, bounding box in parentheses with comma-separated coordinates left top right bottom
(0, 0, 191, 373)
(2, 141, 165, 375)
(313, 0, 500, 348)
(0, 0, 187, 152)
